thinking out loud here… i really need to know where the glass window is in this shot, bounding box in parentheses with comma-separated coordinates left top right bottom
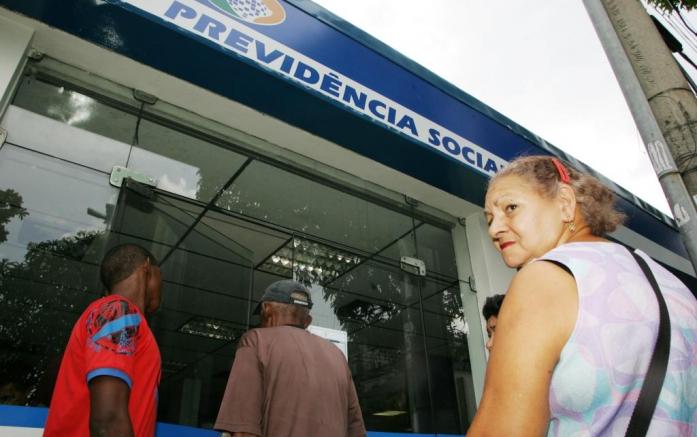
(1, 105, 131, 173)
(12, 75, 138, 145)
(422, 284, 474, 432)
(1, 69, 477, 435)
(416, 223, 459, 280)
(107, 191, 256, 428)
(0, 145, 116, 406)
(129, 119, 249, 202)
(215, 160, 416, 258)
(0, 145, 116, 263)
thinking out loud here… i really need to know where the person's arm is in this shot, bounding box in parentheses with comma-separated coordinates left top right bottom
(467, 261, 578, 437)
(88, 376, 133, 437)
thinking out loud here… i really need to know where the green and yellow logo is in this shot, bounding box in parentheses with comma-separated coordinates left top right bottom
(207, 0, 286, 26)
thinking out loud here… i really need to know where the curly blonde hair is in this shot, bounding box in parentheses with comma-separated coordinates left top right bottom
(490, 156, 626, 235)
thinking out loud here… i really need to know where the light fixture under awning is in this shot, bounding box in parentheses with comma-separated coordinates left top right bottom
(258, 237, 363, 284)
(178, 316, 245, 342)
(372, 410, 407, 417)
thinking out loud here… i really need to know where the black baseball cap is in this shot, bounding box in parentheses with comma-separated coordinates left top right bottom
(253, 280, 313, 314)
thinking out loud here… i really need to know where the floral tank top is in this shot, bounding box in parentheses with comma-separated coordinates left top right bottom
(541, 242, 697, 436)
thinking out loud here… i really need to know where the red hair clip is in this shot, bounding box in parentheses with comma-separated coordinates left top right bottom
(551, 158, 570, 183)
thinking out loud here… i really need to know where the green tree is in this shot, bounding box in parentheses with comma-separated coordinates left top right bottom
(0, 230, 104, 405)
(0, 188, 29, 244)
(646, 0, 697, 12)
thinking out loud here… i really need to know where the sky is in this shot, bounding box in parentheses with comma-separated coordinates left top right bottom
(310, 0, 697, 216)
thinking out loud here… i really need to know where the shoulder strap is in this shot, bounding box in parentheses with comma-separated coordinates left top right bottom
(625, 250, 671, 437)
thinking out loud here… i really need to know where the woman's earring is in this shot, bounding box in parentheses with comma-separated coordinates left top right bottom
(568, 222, 576, 233)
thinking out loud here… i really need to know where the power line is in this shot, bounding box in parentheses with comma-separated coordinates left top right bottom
(664, 11, 697, 52)
(679, 50, 697, 70)
(651, 6, 697, 53)
(669, 1, 697, 37)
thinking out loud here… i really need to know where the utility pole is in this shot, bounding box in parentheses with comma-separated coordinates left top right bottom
(584, 0, 697, 272)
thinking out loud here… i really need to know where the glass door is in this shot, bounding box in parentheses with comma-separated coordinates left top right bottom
(107, 178, 256, 428)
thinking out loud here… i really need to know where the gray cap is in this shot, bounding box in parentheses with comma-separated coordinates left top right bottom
(254, 280, 313, 314)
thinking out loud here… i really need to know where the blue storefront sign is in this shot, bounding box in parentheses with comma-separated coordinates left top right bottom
(115, 0, 508, 178)
(0, 0, 687, 255)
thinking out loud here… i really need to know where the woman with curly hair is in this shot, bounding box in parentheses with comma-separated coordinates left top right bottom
(468, 156, 697, 436)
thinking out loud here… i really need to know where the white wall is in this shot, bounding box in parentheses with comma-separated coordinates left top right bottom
(465, 212, 516, 353)
(465, 213, 516, 306)
(0, 426, 42, 436)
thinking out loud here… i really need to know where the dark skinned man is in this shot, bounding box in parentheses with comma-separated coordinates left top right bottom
(44, 244, 162, 437)
(214, 279, 366, 437)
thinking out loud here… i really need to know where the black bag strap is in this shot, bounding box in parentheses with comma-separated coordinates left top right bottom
(625, 250, 671, 437)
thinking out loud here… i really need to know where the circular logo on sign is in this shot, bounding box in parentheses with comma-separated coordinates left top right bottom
(208, 0, 286, 26)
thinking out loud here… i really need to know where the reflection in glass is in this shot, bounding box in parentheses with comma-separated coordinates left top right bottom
(130, 119, 248, 202)
(416, 223, 459, 279)
(0, 188, 28, 245)
(307, 246, 472, 433)
(216, 160, 415, 256)
(423, 286, 474, 432)
(108, 186, 259, 428)
(1, 106, 131, 173)
(12, 75, 138, 145)
(0, 145, 116, 263)
(0, 146, 115, 406)
(2, 70, 476, 434)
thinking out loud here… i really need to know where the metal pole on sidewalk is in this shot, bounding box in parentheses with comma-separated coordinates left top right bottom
(584, 0, 697, 272)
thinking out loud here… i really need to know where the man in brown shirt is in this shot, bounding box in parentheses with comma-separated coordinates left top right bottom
(214, 280, 366, 437)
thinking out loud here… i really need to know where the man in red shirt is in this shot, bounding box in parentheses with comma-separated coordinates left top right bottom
(44, 243, 163, 437)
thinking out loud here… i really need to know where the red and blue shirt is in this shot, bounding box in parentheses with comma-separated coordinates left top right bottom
(44, 294, 161, 437)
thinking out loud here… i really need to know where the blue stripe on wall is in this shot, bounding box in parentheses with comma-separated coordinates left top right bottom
(0, 405, 216, 436)
(0, 405, 48, 428)
(156, 422, 218, 436)
(368, 431, 464, 437)
(0, 405, 465, 436)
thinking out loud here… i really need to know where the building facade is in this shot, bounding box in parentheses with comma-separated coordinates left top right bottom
(0, 1, 694, 436)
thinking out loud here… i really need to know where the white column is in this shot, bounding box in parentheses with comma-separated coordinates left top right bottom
(0, 15, 33, 120)
(454, 213, 515, 404)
